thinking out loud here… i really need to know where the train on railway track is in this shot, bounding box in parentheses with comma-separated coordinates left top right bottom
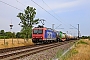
(32, 25, 78, 43)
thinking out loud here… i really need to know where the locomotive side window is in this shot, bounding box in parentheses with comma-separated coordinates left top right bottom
(33, 29, 43, 34)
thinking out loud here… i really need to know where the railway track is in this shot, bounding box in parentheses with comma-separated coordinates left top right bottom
(0, 40, 76, 60)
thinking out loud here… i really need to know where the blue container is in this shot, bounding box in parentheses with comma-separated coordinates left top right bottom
(44, 30, 56, 40)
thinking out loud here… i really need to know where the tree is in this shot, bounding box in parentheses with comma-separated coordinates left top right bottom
(0, 30, 5, 44)
(0, 30, 4, 35)
(81, 36, 88, 39)
(16, 32, 21, 38)
(16, 32, 25, 38)
(5, 32, 12, 38)
(17, 6, 39, 41)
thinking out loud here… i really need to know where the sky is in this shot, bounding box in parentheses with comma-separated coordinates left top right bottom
(0, 0, 90, 36)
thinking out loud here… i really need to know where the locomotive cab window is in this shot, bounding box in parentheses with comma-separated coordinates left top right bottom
(33, 29, 43, 34)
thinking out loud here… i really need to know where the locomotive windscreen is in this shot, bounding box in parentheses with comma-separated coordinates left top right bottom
(33, 29, 43, 34)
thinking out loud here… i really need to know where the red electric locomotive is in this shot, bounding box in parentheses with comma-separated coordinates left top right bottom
(32, 25, 46, 43)
(32, 25, 57, 43)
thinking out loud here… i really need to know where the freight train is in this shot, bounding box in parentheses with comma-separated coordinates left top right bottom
(32, 25, 77, 43)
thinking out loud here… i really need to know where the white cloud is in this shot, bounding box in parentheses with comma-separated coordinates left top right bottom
(42, 0, 89, 13)
(46, 0, 85, 10)
(52, 1, 77, 9)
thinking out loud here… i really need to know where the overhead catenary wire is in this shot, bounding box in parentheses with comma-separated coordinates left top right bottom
(42, 0, 64, 29)
(17, 0, 79, 35)
(31, 0, 62, 23)
(0, 0, 23, 12)
(16, 0, 76, 29)
(0, 0, 78, 31)
(42, 0, 79, 36)
(70, 24, 78, 30)
(0, 0, 55, 29)
(42, 0, 64, 27)
(55, 24, 62, 29)
(15, 0, 53, 26)
(16, 0, 26, 7)
(41, 0, 78, 30)
(42, 0, 62, 20)
(16, 0, 78, 30)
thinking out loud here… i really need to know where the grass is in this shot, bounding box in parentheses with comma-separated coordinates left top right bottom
(50, 49, 63, 60)
(59, 48, 78, 60)
(77, 40, 88, 45)
(0, 39, 34, 49)
(54, 40, 76, 60)
(56, 49, 63, 58)
(59, 39, 90, 60)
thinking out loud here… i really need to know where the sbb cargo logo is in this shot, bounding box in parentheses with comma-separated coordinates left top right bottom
(47, 32, 52, 38)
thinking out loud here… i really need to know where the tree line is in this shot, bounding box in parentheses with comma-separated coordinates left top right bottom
(0, 29, 90, 40)
(0, 30, 32, 39)
(81, 36, 90, 40)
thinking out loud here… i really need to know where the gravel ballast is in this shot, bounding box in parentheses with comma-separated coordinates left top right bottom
(17, 42, 75, 60)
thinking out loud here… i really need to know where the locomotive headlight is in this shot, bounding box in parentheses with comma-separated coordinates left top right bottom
(41, 37, 42, 38)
